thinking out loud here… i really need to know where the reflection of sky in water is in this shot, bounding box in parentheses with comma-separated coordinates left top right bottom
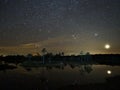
(0, 64, 120, 89)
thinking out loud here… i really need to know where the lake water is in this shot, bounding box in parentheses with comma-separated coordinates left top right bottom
(0, 62, 120, 90)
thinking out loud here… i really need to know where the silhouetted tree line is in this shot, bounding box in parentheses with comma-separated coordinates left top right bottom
(0, 53, 120, 65)
(92, 54, 120, 65)
(0, 55, 26, 65)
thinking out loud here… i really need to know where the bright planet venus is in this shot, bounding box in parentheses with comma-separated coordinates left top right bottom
(0, 0, 120, 55)
(107, 70, 112, 75)
(105, 44, 110, 49)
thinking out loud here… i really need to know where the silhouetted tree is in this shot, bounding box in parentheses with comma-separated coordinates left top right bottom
(41, 48, 47, 55)
(80, 51, 84, 61)
(41, 48, 47, 64)
(27, 54, 33, 61)
(80, 51, 84, 55)
(61, 52, 64, 56)
(86, 52, 90, 55)
(85, 52, 92, 62)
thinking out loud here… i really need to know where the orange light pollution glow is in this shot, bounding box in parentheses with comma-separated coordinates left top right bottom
(0, 37, 119, 55)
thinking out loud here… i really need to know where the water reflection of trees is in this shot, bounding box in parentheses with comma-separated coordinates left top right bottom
(39, 67, 49, 90)
(78, 65, 93, 75)
(21, 62, 65, 71)
(21, 60, 93, 75)
(21, 62, 93, 90)
(69, 62, 93, 75)
(0, 63, 17, 72)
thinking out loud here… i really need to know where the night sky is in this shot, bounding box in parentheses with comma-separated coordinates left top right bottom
(0, 0, 120, 55)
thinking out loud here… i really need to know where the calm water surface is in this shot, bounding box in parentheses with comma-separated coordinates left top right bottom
(0, 62, 120, 90)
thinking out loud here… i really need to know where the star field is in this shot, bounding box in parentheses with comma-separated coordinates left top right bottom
(0, 0, 120, 55)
